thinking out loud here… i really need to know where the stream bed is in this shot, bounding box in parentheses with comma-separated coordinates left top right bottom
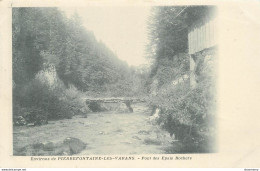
(13, 104, 174, 155)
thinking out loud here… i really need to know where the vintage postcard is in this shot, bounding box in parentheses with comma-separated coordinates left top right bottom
(0, 0, 260, 168)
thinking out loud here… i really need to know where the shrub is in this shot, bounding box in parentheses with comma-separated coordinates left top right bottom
(61, 85, 90, 116)
(14, 78, 72, 124)
(149, 52, 217, 153)
(13, 65, 90, 125)
(150, 81, 216, 153)
(23, 107, 48, 125)
(13, 103, 27, 126)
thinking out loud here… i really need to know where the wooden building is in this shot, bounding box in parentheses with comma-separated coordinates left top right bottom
(187, 6, 217, 88)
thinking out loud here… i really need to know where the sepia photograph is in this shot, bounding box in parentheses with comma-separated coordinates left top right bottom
(0, 0, 260, 168)
(12, 6, 218, 156)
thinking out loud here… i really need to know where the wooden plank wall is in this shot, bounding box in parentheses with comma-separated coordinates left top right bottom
(188, 17, 217, 54)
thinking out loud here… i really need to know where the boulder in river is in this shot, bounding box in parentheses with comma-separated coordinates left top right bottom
(63, 137, 87, 155)
(42, 142, 55, 151)
(13, 116, 27, 126)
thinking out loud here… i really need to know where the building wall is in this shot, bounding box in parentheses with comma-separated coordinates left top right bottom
(188, 12, 217, 89)
(188, 17, 217, 55)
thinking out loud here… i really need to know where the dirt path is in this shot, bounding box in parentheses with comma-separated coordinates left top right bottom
(13, 104, 173, 155)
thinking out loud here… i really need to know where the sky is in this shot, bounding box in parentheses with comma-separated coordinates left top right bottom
(61, 7, 151, 67)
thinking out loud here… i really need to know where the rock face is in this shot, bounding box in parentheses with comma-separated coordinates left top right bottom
(13, 137, 86, 156)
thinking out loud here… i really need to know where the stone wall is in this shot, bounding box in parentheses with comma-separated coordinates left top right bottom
(190, 46, 217, 89)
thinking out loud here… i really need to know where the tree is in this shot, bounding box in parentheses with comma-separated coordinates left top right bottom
(13, 7, 140, 96)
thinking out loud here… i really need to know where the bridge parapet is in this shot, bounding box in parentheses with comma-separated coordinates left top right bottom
(84, 97, 146, 113)
(84, 97, 145, 104)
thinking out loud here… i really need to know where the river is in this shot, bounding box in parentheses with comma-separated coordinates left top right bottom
(13, 103, 173, 155)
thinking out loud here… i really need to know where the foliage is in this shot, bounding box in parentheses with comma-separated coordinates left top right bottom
(12, 8, 139, 94)
(62, 85, 90, 115)
(12, 7, 149, 125)
(147, 7, 188, 60)
(13, 66, 91, 125)
(146, 6, 217, 153)
(146, 6, 215, 84)
(13, 78, 71, 125)
(148, 53, 216, 153)
(155, 53, 189, 87)
(104, 68, 148, 97)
